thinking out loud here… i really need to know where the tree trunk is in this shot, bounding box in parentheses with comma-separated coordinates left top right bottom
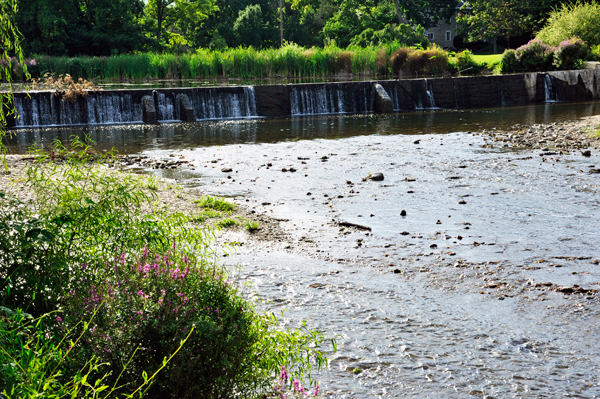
(493, 36, 497, 54)
(157, 3, 163, 46)
(279, 0, 283, 47)
(393, 0, 406, 25)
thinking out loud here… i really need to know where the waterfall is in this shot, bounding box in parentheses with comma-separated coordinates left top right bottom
(290, 84, 370, 116)
(425, 79, 437, 108)
(155, 92, 175, 122)
(13, 92, 143, 127)
(544, 74, 558, 103)
(192, 86, 258, 120)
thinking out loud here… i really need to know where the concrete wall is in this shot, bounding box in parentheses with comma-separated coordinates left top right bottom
(8, 69, 600, 127)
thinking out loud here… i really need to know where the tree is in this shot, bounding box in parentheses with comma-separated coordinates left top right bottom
(233, 4, 267, 48)
(145, 0, 217, 50)
(1, 0, 28, 166)
(322, 0, 457, 48)
(457, 0, 568, 52)
(15, 0, 148, 56)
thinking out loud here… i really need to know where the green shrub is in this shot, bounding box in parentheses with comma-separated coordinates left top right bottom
(553, 37, 589, 69)
(1, 138, 214, 316)
(455, 50, 479, 75)
(501, 49, 519, 74)
(244, 219, 260, 232)
(536, 1, 600, 47)
(514, 39, 555, 72)
(1, 140, 333, 398)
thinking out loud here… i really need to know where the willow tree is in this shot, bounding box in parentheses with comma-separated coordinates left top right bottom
(1, 0, 28, 167)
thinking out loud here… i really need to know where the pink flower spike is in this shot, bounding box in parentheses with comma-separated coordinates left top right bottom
(56, 316, 62, 323)
(313, 384, 320, 396)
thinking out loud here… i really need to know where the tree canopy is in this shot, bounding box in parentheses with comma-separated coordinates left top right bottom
(12, 0, 582, 55)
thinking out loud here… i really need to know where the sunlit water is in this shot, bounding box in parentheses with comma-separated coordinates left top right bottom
(8, 102, 600, 398)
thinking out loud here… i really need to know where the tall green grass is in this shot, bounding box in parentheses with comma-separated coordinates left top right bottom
(27, 42, 424, 81)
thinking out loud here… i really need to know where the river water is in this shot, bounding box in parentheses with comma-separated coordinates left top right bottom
(8, 102, 600, 398)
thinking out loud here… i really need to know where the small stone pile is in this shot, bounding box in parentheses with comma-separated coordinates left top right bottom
(481, 118, 600, 151)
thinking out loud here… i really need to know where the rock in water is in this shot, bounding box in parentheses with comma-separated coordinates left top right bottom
(370, 173, 384, 181)
(373, 83, 393, 114)
(142, 95, 158, 124)
(176, 93, 197, 122)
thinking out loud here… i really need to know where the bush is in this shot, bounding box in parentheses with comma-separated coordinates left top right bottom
(390, 46, 449, 76)
(405, 47, 449, 76)
(501, 49, 519, 74)
(514, 39, 555, 72)
(390, 47, 411, 75)
(536, 1, 600, 47)
(455, 50, 479, 75)
(62, 247, 274, 398)
(553, 37, 589, 69)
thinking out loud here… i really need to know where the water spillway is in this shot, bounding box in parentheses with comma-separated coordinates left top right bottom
(9, 69, 600, 128)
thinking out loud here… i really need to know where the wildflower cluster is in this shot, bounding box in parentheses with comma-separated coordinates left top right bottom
(62, 244, 258, 398)
(273, 366, 320, 398)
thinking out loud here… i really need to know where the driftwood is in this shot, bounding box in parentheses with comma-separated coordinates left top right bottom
(335, 220, 372, 231)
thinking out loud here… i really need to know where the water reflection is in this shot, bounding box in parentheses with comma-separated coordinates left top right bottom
(7, 101, 600, 154)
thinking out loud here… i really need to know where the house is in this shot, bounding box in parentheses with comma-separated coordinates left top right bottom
(424, 16, 458, 48)
(423, 1, 468, 49)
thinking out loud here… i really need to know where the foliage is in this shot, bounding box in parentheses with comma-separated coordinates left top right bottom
(217, 218, 238, 228)
(233, 5, 270, 49)
(390, 46, 449, 76)
(0, 138, 214, 316)
(455, 50, 481, 75)
(17, 42, 457, 81)
(61, 246, 321, 398)
(458, 0, 565, 46)
(349, 24, 428, 48)
(499, 36, 587, 73)
(244, 219, 260, 232)
(536, 1, 600, 47)
(143, 0, 217, 51)
(322, 0, 456, 48)
(0, 305, 191, 398)
(195, 195, 236, 212)
(553, 37, 588, 70)
(15, 0, 148, 56)
(513, 39, 555, 72)
(1, 0, 28, 168)
(500, 49, 519, 74)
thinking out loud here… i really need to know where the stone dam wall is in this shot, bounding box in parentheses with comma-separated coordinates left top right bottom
(7, 69, 600, 128)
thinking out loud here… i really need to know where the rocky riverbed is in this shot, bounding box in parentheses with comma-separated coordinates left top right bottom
(3, 111, 600, 397)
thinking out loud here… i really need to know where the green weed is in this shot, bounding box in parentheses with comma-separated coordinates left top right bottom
(191, 209, 222, 223)
(195, 195, 236, 212)
(244, 219, 261, 232)
(217, 218, 238, 228)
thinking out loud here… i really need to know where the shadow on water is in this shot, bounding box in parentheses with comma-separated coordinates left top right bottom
(7, 101, 600, 154)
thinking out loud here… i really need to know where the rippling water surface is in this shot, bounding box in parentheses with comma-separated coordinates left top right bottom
(9, 102, 600, 397)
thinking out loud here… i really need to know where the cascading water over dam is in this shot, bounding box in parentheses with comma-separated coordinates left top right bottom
(9, 69, 600, 128)
(12, 87, 260, 128)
